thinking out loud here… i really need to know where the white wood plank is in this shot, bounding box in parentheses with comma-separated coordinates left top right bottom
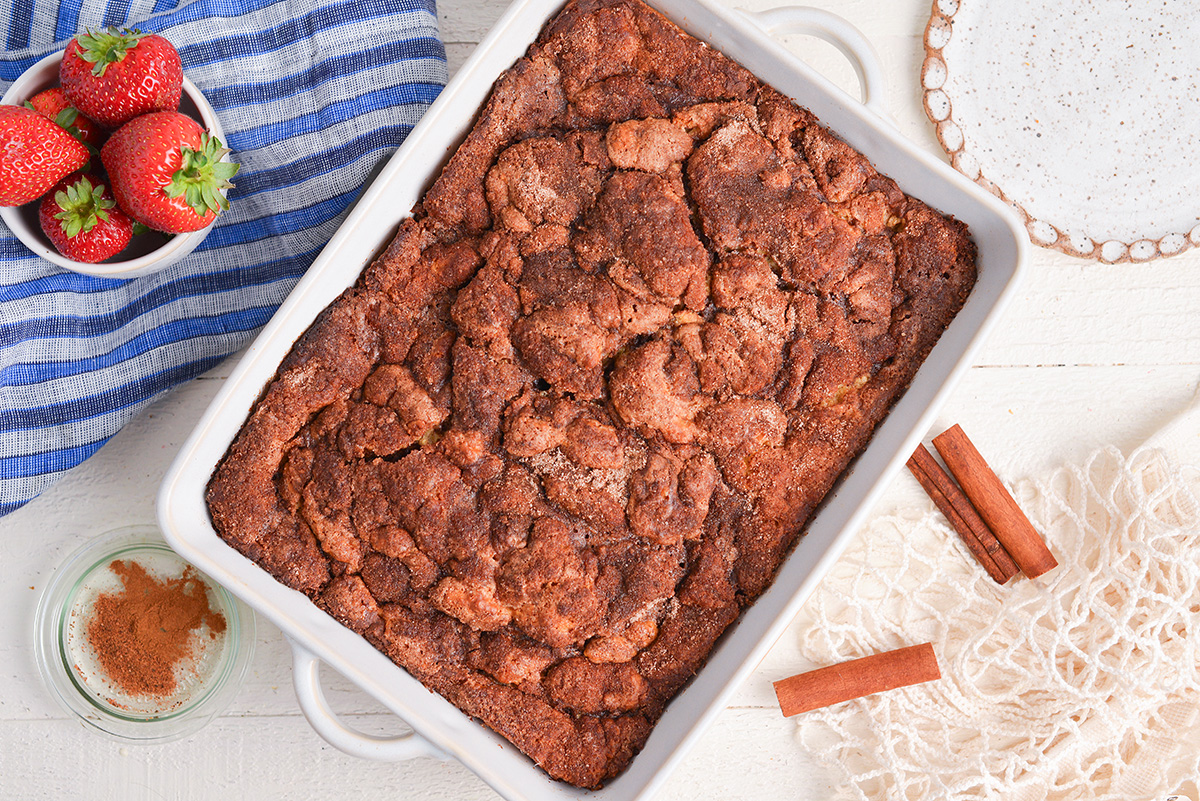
(0, 708, 830, 801)
(446, 41, 480, 77)
(0, 716, 496, 801)
(438, 0, 509, 47)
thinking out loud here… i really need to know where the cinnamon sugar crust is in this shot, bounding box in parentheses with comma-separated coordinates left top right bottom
(207, 0, 976, 788)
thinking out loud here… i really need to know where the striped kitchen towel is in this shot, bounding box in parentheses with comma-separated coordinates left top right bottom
(1, 0, 446, 516)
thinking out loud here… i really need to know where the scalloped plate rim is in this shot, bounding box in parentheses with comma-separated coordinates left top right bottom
(921, 0, 1200, 264)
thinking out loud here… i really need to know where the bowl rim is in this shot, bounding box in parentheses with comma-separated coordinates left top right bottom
(0, 49, 225, 277)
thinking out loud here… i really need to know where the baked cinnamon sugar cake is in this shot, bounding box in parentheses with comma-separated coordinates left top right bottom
(207, 0, 976, 787)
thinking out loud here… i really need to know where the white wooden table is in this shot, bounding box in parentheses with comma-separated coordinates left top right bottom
(3, 0, 1198, 797)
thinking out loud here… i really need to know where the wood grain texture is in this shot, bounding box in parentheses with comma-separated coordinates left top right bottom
(3, 0, 1200, 798)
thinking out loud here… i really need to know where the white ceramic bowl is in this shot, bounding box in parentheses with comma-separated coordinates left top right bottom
(0, 50, 227, 278)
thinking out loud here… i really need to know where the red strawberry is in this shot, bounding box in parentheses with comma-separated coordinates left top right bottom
(39, 173, 134, 262)
(101, 110, 238, 233)
(60, 27, 182, 128)
(25, 87, 104, 150)
(0, 105, 90, 206)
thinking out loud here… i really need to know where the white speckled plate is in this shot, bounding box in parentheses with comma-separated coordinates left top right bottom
(922, 0, 1200, 263)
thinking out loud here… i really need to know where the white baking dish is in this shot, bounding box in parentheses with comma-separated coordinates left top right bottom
(157, 0, 1028, 797)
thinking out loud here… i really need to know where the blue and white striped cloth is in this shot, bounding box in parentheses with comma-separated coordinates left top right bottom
(0, 0, 446, 516)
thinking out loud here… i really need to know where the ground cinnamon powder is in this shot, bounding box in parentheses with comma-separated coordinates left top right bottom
(85, 559, 227, 699)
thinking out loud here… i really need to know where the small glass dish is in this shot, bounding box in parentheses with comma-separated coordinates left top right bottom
(34, 524, 255, 744)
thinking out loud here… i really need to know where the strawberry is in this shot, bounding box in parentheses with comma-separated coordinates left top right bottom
(25, 87, 104, 150)
(39, 173, 134, 262)
(101, 110, 238, 233)
(60, 27, 182, 128)
(0, 104, 90, 206)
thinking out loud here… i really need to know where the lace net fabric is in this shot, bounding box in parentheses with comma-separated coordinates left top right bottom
(790, 441, 1200, 800)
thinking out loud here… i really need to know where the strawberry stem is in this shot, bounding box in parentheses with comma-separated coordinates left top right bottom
(75, 27, 146, 77)
(53, 176, 114, 238)
(164, 133, 240, 218)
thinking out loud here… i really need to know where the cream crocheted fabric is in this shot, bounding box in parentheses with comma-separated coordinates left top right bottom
(790, 401, 1200, 800)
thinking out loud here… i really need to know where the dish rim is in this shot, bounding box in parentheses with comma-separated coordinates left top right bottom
(157, 0, 1030, 797)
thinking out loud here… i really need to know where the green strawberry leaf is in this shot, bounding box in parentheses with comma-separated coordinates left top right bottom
(54, 175, 115, 238)
(75, 27, 146, 77)
(164, 133, 240, 218)
(50, 107, 96, 158)
(54, 108, 79, 129)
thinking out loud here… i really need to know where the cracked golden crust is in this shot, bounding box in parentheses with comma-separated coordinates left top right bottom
(207, 0, 976, 788)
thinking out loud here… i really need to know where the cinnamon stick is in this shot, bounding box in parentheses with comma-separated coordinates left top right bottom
(932, 424, 1058, 579)
(773, 643, 941, 717)
(907, 444, 1019, 583)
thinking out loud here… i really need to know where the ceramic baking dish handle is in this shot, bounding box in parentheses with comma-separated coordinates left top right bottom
(741, 6, 891, 122)
(290, 640, 445, 761)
